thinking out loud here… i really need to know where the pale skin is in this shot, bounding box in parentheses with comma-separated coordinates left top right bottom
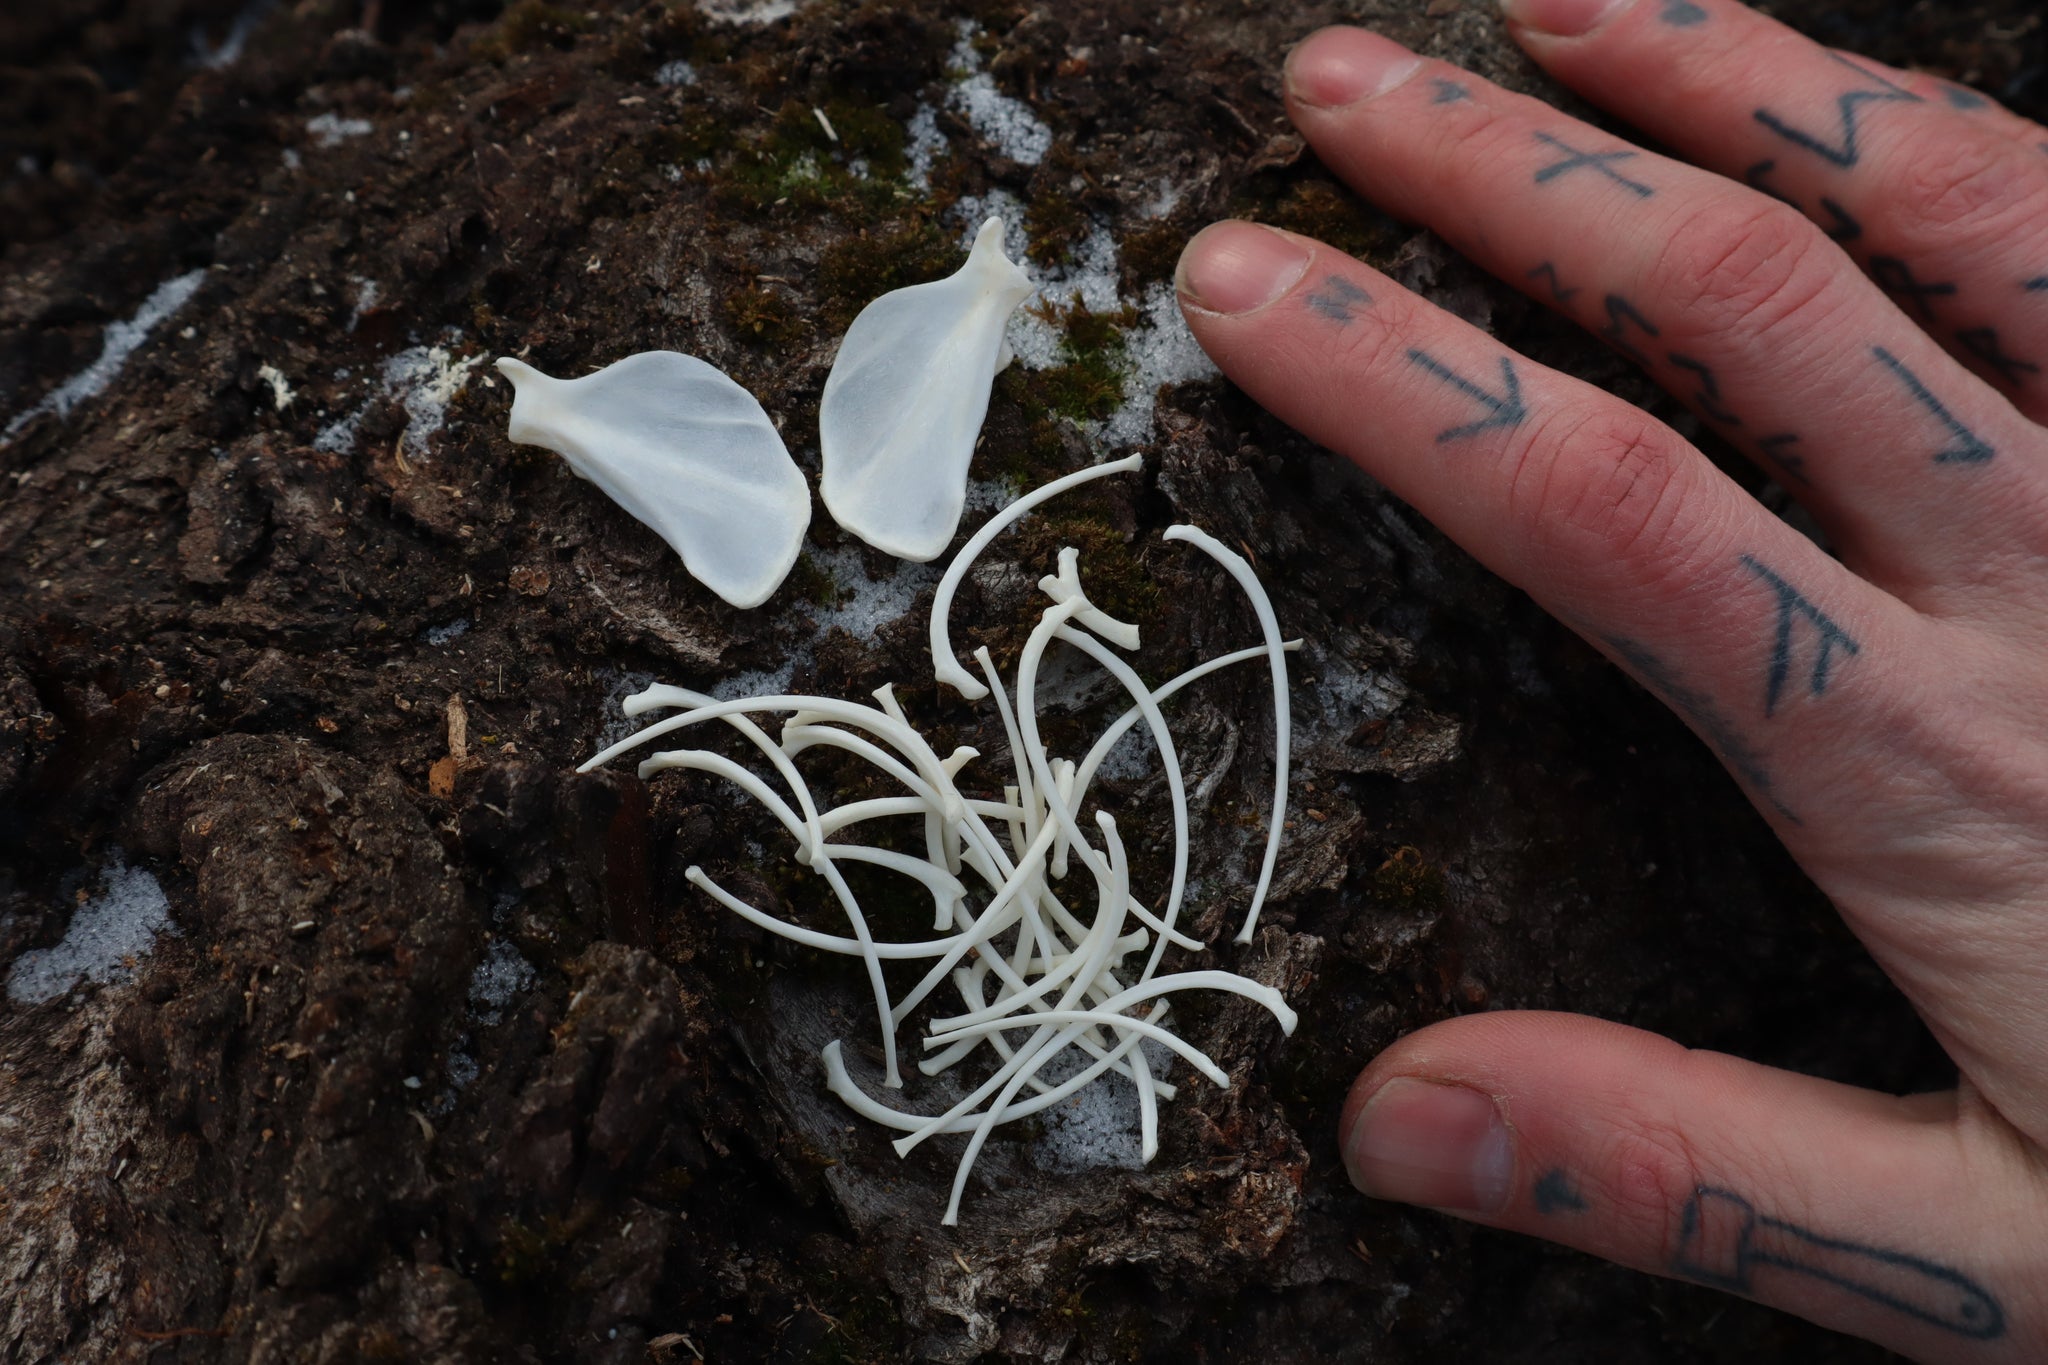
(1172, 0, 2048, 1358)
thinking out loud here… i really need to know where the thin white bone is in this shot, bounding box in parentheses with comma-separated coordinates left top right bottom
(929, 455, 1143, 699)
(1164, 525, 1292, 943)
(819, 217, 1035, 561)
(495, 353, 809, 609)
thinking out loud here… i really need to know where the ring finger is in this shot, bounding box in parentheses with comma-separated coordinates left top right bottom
(1278, 27, 2048, 609)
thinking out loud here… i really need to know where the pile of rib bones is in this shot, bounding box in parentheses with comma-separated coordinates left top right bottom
(579, 458, 1299, 1223)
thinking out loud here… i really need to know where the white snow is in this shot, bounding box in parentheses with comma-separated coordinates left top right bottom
(469, 937, 535, 1026)
(2, 270, 205, 443)
(1030, 1042, 1174, 1172)
(943, 196, 1217, 452)
(654, 59, 697, 87)
(191, 0, 274, 69)
(710, 544, 941, 701)
(945, 21, 1053, 167)
(6, 859, 174, 1006)
(696, 0, 799, 23)
(904, 103, 946, 190)
(305, 113, 373, 148)
(315, 342, 484, 457)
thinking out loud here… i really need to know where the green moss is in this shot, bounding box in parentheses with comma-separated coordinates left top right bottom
(1119, 217, 1188, 290)
(474, 0, 591, 62)
(1025, 189, 1089, 265)
(1233, 178, 1402, 267)
(816, 219, 958, 328)
(644, 109, 737, 166)
(782, 552, 841, 609)
(713, 97, 911, 223)
(722, 282, 808, 347)
(1368, 845, 1447, 910)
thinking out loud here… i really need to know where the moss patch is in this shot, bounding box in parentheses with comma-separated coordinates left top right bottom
(474, 0, 591, 62)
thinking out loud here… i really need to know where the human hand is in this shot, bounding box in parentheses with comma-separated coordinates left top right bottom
(1172, 0, 2048, 1357)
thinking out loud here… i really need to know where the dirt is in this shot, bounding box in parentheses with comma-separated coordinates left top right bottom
(2, 0, 2042, 1361)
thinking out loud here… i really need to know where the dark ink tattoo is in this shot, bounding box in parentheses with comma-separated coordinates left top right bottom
(2027, 276, 2048, 291)
(1943, 83, 1989, 111)
(1405, 349, 1528, 442)
(1742, 555, 1859, 717)
(1532, 131, 1655, 198)
(1533, 1169, 1588, 1214)
(1755, 433, 1811, 485)
(1752, 53, 1920, 168)
(1604, 636, 1795, 821)
(1744, 160, 1860, 240)
(1429, 78, 1471, 104)
(1957, 326, 2040, 386)
(1599, 294, 1661, 368)
(1668, 354, 1740, 425)
(1658, 0, 1708, 24)
(1872, 345, 1996, 463)
(1527, 261, 1579, 306)
(1305, 275, 1372, 325)
(1869, 256, 1957, 321)
(1673, 1187, 2005, 1341)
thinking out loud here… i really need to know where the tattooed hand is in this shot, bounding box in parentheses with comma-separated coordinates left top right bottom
(1174, 0, 2048, 1358)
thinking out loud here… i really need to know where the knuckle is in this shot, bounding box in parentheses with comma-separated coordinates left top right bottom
(1503, 407, 1698, 573)
(1879, 122, 2032, 244)
(1656, 197, 1836, 342)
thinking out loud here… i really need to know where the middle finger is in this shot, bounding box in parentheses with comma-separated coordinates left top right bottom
(1280, 27, 2048, 607)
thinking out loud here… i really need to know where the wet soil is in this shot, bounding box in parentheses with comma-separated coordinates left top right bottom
(2, 0, 2043, 1361)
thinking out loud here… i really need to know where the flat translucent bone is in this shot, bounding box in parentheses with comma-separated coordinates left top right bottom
(1164, 525, 1293, 943)
(819, 217, 1035, 561)
(929, 456, 1143, 699)
(495, 353, 809, 609)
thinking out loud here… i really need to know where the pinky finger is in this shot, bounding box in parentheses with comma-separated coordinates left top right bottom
(1341, 1012, 2048, 1360)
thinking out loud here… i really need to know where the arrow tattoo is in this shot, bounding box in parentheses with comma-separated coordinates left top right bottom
(1406, 350, 1529, 442)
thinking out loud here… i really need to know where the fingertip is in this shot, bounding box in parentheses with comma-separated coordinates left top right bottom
(1283, 26, 1424, 110)
(1340, 1075, 1517, 1214)
(1175, 220, 1313, 317)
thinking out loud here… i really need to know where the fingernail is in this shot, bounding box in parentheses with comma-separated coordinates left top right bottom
(1498, 0, 1632, 37)
(1343, 1078, 1515, 1213)
(1176, 222, 1312, 316)
(1285, 27, 1424, 108)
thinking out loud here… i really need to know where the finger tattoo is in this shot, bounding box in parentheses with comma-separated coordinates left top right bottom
(1753, 53, 1921, 169)
(1871, 346, 1996, 463)
(1532, 132, 1656, 198)
(1673, 1187, 2005, 1341)
(1742, 555, 1859, 717)
(1404, 350, 1528, 441)
(1305, 275, 1373, 325)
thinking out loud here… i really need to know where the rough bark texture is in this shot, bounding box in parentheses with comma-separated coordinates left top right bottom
(2, 0, 2042, 1361)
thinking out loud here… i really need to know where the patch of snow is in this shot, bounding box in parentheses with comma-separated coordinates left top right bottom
(6, 858, 174, 1006)
(305, 113, 372, 148)
(709, 544, 941, 702)
(346, 275, 381, 332)
(1101, 282, 1218, 448)
(904, 103, 946, 190)
(599, 668, 661, 747)
(1030, 1041, 1172, 1172)
(2, 270, 205, 443)
(696, 0, 799, 23)
(423, 617, 470, 645)
(281, 147, 302, 171)
(191, 0, 275, 69)
(945, 197, 1215, 450)
(314, 342, 484, 457)
(654, 58, 697, 87)
(469, 937, 535, 1026)
(945, 20, 1053, 167)
(1141, 180, 1182, 220)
